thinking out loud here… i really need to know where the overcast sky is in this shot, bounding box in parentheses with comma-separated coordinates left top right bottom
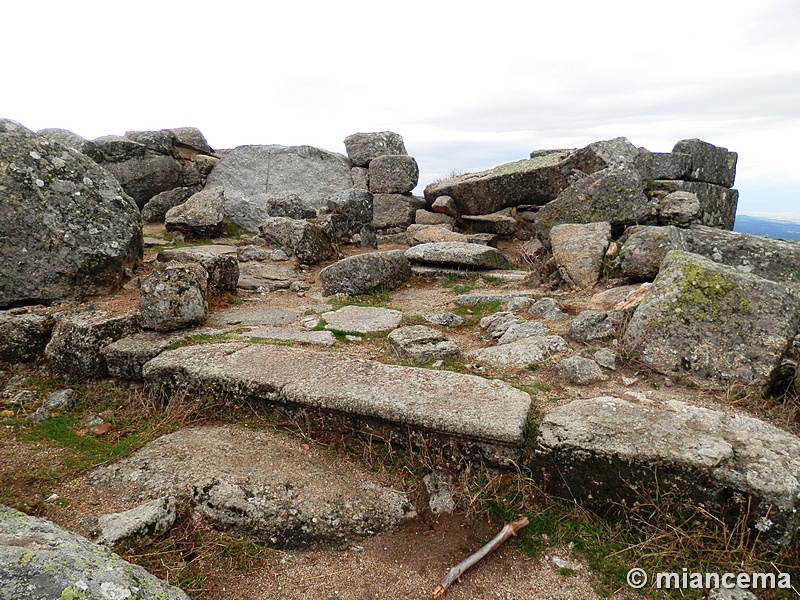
(3, 0, 799, 219)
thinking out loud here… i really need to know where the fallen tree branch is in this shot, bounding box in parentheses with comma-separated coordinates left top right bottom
(431, 516, 529, 598)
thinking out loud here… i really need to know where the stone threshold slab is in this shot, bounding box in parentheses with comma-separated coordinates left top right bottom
(142, 342, 532, 448)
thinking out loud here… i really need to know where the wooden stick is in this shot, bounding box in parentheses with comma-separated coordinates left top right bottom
(431, 516, 529, 598)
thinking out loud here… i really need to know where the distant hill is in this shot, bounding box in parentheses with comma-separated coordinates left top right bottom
(733, 215, 800, 241)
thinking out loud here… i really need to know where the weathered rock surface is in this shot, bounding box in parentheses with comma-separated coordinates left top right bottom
(651, 151, 692, 180)
(371, 193, 420, 229)
(647, 180, 738, 229)
(461, 212, 517, 237)
(157, 247, 239, 293)
(258, 217, 335, 264)
(620, 225, 800, 289)
(497, 322, 550, 345)
(527, 297, 569, 320)
(682, 226, 800, 289)
(0, 309, 54, 363)
(387, 325, 459, 363)
(141, 186, 197, 222)
(623, 251, 800, 388)
(245, 327, 337, 347)
(535, 166, 656, 242)
(95, 496, 177, 547)
(321, 306, 402, 333)
(207, 145, 353, 231)
(141, 344, 532, 458)
(45, 311, 134, 379)
(165, 187, 225, 239)
(89, 425, 413, 549)
(550, 222, 611, 289)
(368, 155, 419, 194)
(139, 263, 208, 331)
(405, 242, 510, 270)
(556, 355, 607, 384)
(102, 327, 220, 380)
(264, 194, 317, 220)
(237, 262, 299, 291)
(92, 135, 183, 208)
(567, 310, 624, 343)
(209, 307, 299, 327)
(533, 396, 800, 548)
(423, 150, 585, 216)
(0, 126, 142, 307)
(656, 190, 701, 225)
(0, 503, 189, 600)
(673, 138, 737, 188)
(415, 209, 455, 227)
(343, 131, 407, 167)
(468, 335, 569, 367)
(326, 189, 374, 233)
(617, 225, 685, 280)
(424, 312, 465, 328)
(406, 224, 466, 245)
(319, 251, 411, 296)
(46, 388, 77, 412)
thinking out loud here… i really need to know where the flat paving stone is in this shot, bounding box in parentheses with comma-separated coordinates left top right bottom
(411, 266, 531, 281)
(321, 305, 402, 333)
(170, 244, 237, 255)
(142, 343, 532, 452)
(245, 327, 336, 347)
(209, 307, 299, 327)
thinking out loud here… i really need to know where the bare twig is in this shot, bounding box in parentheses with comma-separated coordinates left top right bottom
(431, 517, 529, 598)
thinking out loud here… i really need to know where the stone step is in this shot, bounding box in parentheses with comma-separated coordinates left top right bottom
(533, 396, 800, 549)
(142, 342, 532, 464)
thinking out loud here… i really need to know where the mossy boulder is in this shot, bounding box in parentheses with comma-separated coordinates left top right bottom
(534, 166, 657, 244)
(0, 503, 189, 599)
(623, 250, 800, 389)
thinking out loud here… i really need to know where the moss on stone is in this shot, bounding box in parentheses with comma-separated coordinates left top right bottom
(58, 585, 86, 600)
(670, 255, 750, 322)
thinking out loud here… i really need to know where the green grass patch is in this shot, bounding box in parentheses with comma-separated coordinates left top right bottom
(402, 314, 427, 325)
(330, 289, 395, 309)
(451, 300, 503, 326)
(442, 274, 477, 295)
(22, 416, 145, 472)
(222, 219, 250, 239)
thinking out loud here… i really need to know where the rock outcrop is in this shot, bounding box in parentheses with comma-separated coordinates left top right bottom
(0, 120, 142, 307)
(207, 145, 354, 232)
(623, 251, 800, 389)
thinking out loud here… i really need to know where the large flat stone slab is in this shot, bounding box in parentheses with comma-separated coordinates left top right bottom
(245, 327, 336, 347)
(209, 307, 299, 326)
(320, 305, 402, 333)
(405, 242, 510, 270)
(533, 396, 800, 548)
(142, 343, 532, 455)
